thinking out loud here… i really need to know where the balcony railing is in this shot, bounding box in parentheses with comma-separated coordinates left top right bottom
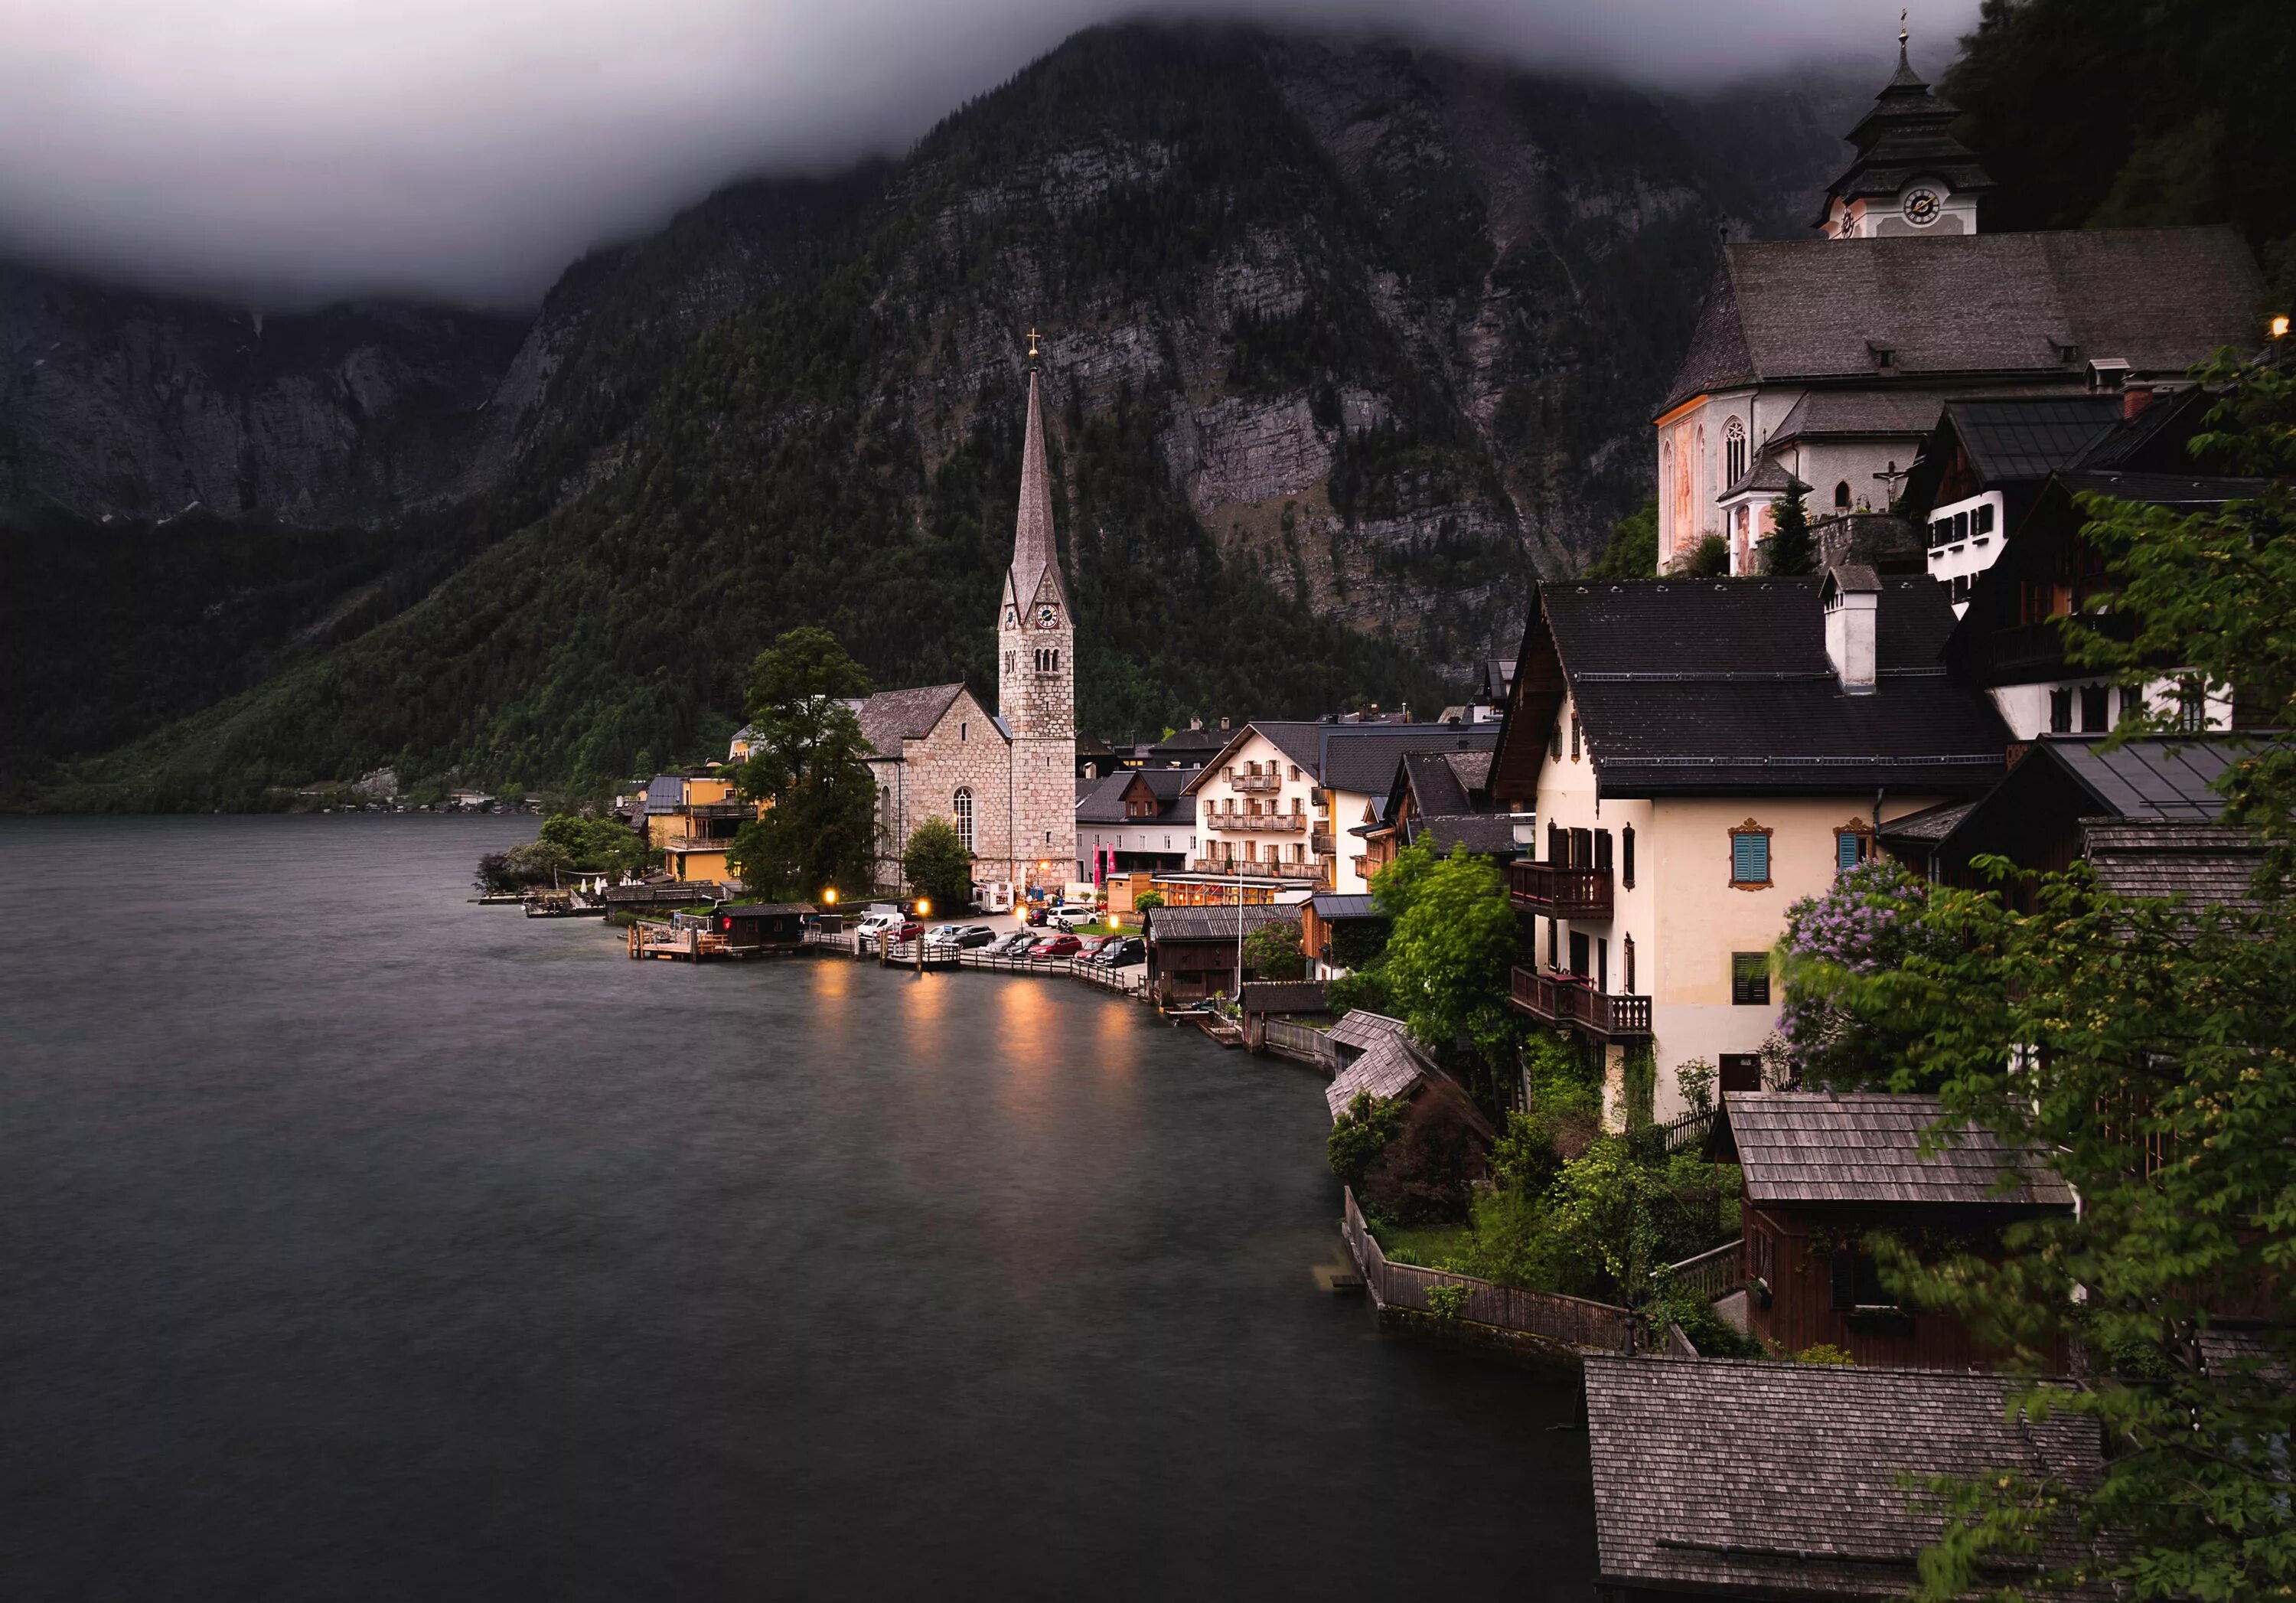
(1310, 833, 1336, 856)
(1229, 772, 1282, 792)
(683, 802, 751, 821)
(1508, 967, 1652, 1038)
(1189, 858, 1321, 879)
(1508, 859, 1613, 919)
(1207, 813, 1307, 833)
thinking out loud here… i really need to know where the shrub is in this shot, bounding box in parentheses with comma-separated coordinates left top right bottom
(1241, 918, 1306, 981)
(901, 816, 974, 914)
(1795, 1343, 1854, 1366)
(1133, 890, 1163, 911)
(1424, 1282, 1470, 1321)
(1327, 1092, 1405, 1196)
(1362, 1094, 1486, 1225)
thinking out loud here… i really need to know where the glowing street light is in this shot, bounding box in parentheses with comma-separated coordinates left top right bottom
(913, 896, 931, 978)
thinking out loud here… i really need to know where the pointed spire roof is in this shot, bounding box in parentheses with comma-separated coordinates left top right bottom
(1009, 340, 1069, 612)
(1812, 21, 1992, 229)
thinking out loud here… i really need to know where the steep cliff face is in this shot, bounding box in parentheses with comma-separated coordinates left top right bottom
(0, 267, 530, 525)
(19, 24, 1867, 802)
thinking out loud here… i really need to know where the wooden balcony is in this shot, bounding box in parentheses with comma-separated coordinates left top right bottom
(1208, 813, 1307, 833)
(1508, 859, 1613, 919)
(1310, 832, 1336, 856)
(1508, 967, 1652, 1039)
(1229, 772, 1283, 792)
(1189, 858, 1320, 879)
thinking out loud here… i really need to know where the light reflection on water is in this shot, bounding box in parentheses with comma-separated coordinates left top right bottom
(0, 816, 1594, 1601)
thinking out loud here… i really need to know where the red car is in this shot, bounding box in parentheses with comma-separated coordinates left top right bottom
(1030, 933, 1082, 958)
(893, 921, 923, 942)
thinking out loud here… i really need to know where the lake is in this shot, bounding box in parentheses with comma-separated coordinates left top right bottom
(0, 816, 1594, 1600)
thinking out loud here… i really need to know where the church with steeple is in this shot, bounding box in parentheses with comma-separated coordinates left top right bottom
(806, 335, 1078, 899)
(1650, 19, 2265, 576)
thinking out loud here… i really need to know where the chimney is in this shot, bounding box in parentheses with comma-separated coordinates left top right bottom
(2123, 384, 2155, 420)
(1219, 717, 1230, 731)
(1189, 717, 1202, 731)
(1821, 564, 1880, 694)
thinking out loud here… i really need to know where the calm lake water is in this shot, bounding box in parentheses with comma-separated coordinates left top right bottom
(1, 816, 1593, 1600)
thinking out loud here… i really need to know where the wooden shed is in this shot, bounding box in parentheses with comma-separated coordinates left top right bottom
(1714, 1090, 2073, 1369)
(712, 903, 814, 952)
(1141, 904, 1294, 1005)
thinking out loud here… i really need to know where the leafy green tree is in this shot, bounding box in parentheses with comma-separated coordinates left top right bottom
(901, 816, 974, 913)
(1327, 1091, 1406, 1196)
(1241, 918, 1305, 980)
(1132, 889, 1163, 911)
(1582, 498, 1658, 579)
(1375, 843, 1526, 1111)
(536, 811, 648, 873)
(1763, 480, 1815, 576)
(726, 628, 879, 899)
(1675, 532, 1730, 578)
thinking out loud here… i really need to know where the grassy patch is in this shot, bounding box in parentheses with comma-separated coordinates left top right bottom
(1371, 1219, 1473, 1270)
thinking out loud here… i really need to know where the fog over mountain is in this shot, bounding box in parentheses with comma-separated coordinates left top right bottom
(0, 0, 1972, 307)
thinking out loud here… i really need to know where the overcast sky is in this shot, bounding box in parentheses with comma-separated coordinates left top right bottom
(0, 1, 1977, 310)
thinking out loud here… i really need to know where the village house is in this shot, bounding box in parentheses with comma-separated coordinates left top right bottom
(1180, 722, 1499, 897)
(1140, 903, 1293, 1006)
(1583, 1355, 2104, 1603)
(1297, 891, 1384, 981)
(1486, 573, 2007, 1121)
(638, 772, 758, 884)
(1073, 767, 1196, 881)
(1714, 1090, 2073, 1369)
(1357, 746, 1527, 881)
(1655, 37, 2265, 575)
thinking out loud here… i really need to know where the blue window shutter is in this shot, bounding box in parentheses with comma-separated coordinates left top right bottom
(1837, 832, 1861, 873)
(1733, 832, 1768, 883)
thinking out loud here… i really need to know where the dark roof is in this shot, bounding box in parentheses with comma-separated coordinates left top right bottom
(1585, 1356, 2104, 1601)
(1475, 658, 1515, 699)
(1143, 904, 1293, 943)
(1720, 455, 1808, 500)
(1942, 396, 2122, 483)
(1005, 367, 1069, 615)
(1661, 227, 2265, 414)
(848, 684, 971, 758)
(1874, 796, 1977, 845)
(1767, 390, 1947, 444)
(1074, 769, 1196, 824)
(1526, 579, 2008, 795)
(1399, 748, 1480, 816)
(1721, 1091, 2073, 1207)
(1815, 43, 1993, 224)
(1326, 1027, 1430, 1118)
(2057, 468, 2276, 505)
(2036, 737, 2232, 821)
(643, 775, 684, 815)
(1404, 814, 1522, 857)
(716, 902, 815, 917)
(1308, 893, 1380, 921)
(1184, 723, 1499, 797)
(2083, 818, 2269, 908)
(1239, 980, 1327, 1017)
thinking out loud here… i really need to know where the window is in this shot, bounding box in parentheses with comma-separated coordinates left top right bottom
(959, 721, 967, 742)
(1975, 502, 1996, 536)
(1835, 827, 1871, 875)
(952, 788, 974, 853)
(1748, 1226, 1774, 1288)
(1829, 1249, 1896, 1311)
(1548, 917, 1559, 969)
(1551, 718, 1563, 762)
(1570, 712, 1581, 761)
(1719, 1053, 1763, 1092)
(1289, 765, 1300, 781)
(1731, 952, 1772, 1006)
(1728, 821, 1772, 889)
(1594, 830, 1613, 873)
(2119, 685, 2146, 724)
(1622, 934, 1636, 995)
(1622, 825, 1635, 890)
(1596, 937, 1609, 994)
(1834, 480, 1852, 510)
(2178, 677, 2207, 733)
(2080, 684, 2110, 733)
(2049, 687, 2073, 733)
(1570, 931, 1590, 978)
(1724, 416, 1747, 487)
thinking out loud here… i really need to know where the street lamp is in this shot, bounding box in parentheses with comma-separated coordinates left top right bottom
(913, 896, 931, 978)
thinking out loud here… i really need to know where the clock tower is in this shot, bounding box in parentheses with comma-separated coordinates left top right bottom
(996, 332, 1077, 893)
(1816, 20, 1992, 240)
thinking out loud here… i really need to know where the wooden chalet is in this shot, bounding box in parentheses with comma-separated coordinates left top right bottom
(1584, 1355, 2105, 1603)
(1714, 1090, 2073, 1368)
(712, 903, 814, 952)
(1140, 903, 1294, 1005)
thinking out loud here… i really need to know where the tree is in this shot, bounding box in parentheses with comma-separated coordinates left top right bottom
(1326, 1091, 1405, 1197)
(1133, 889, 1163, 911)
(1763, 480, 1815, 576)
(536, 811, 648, 874)
(902, 816, 974, 913)
(1583, 498, 1658, 579)
(1241, 918, 1305, 980)
(1371, 842, 1528, 1113)
(1828, 356, 2296, 1598)
(1772, 857, 1946, 1089)
(726, 628, 879, 899)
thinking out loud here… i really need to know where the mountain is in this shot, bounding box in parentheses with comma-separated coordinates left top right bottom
(6, 24, 1874, 807)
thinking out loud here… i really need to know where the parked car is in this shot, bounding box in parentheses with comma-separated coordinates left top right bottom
(892, 920, 923, 942)
(983, 931, 1036, 957)
(850, 913, 900, 940)
(924, 923, 965, 945)
(1052, 903, 1100, 929)
(954, 926, 999, 948)
(1030, 933, 1083, 958)
(1024, 903, 1051, 927)
(1094, 936, 1146, 968)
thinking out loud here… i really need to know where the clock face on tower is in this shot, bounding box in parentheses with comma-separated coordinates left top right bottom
(1036, 603, 1059, 628)
(1902, 188, 1942, 227)
(1003, 604, 1017, 627)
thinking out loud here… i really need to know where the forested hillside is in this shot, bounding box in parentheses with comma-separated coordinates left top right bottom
(12, 24, 1874, 807)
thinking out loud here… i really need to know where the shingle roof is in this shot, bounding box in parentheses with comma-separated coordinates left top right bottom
(2056, 468, 2276, 506)
(2083, 818, 2268, 909)
(1722, 1091, 2072, 1207)
(716, 902, 816, 917)
(1143, 904, 1292, 943)
(1326, 1027, 1428, 1119)
(1005, 366, 1070, 615)
(1404, 814, 1521, 857)
(1661, 227, 2265, 414)
(848, 684, 970, 758)
(1184, 723, 1499, 798)
(1874, 796, 1978, 844)
(1074, 768, 1196, 824)
(1538, 579, 2007, 795)
(1585, 1356, 2104, 1601)
(1720, 455, 1808, 500)
(1767, 390, 1948, 444)
(1401, 748, 1478, 816)
(1328, 1010, 1410, 1050)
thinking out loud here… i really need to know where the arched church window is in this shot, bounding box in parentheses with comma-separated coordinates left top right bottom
(1835, 480, 1852, 510)
(1724, 417, 1747, 487)
(952, 788, 974, 854)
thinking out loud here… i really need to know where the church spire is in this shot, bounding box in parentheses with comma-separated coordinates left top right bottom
(1009, 335, 1068, 614)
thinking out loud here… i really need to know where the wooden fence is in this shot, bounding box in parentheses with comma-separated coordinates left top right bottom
(1662, 1238, 1744, 1304)
(1342, 1189, 1634, 1353)
(1261, 1018, 1328, 1066)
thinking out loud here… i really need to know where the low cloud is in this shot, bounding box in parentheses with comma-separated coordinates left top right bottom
(0, 0, 1974, 309)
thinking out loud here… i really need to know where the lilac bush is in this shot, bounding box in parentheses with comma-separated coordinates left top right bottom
(1774, 858, 1935, 1088)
